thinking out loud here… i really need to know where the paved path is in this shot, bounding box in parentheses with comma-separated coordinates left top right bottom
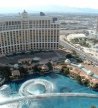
(0, 93, 98, 105)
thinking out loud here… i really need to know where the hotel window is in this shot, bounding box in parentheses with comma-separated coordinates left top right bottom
(9, 22, 11, 25)
(33, 21, 35, 27)
(39, 20, 41, 27)
(36, 43, 38, 47)
(12, 21, 14, 25)
(42, 43, 44, 47)
(51, 25, 53, 28)
(6, 22, 8, 25)
(36, 20, 39, 28)
(54, 24, 57, 28)
(48, 43, 50, 47)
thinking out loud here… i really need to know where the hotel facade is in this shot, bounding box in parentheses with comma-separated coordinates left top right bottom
(0, 11, 59, 56)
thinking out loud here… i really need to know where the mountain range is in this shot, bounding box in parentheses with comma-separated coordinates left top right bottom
(0, 6, 98, 14)
(38, 6, 98, 14)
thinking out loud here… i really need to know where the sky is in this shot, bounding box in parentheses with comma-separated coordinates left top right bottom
(0, 0, 98, 13)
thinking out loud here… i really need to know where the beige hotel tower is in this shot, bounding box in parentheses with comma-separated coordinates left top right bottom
(0, 11, 59, 56)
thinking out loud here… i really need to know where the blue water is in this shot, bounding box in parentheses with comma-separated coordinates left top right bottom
(0, 73, 98, 108)
(9, 73, 98, 94)
(25, 96, 98, 108)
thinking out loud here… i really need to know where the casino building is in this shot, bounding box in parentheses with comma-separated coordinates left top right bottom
(0, 11, 59, 56)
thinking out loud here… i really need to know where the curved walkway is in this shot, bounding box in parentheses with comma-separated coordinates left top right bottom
(0, 93, 98, 105)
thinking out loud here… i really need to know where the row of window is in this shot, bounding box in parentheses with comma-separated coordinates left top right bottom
(0, 29, 59, 35)
(0, 36, 59, 46)
(0, 30, 59, 45)
(0, 43, 58, 54)
(0, 25, 59, 31)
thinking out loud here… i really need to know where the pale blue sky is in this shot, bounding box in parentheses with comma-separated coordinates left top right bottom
(0, 0, 97, 13)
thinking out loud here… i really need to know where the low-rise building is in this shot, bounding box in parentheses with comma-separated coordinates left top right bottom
(10, 69, 20, 80)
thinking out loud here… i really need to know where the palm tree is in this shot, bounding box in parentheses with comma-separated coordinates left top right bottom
(81, 78, 90, 86)
(61, 66, 70, 76)
(76, 75, 82, 84)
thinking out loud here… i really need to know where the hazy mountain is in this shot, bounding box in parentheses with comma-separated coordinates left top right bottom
(0, 5, 98, 14)
(35, 5, 98, 14)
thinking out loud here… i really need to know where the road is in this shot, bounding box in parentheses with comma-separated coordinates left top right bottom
(59, 35, 98, 65)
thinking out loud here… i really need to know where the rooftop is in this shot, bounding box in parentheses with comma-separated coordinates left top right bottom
(0, 11, 56, 22)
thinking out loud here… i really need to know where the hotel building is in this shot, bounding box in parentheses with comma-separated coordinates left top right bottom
(0, 11, 59, 56)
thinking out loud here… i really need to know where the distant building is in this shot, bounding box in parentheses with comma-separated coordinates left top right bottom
(0, 11, 59, 56)
(40, 12, 45, 16)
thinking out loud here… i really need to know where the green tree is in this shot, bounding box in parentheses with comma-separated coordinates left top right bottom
(76, 75, 82, 84)
(19, 67, 27, 76)
(0, 66, 11, 81)
(46, 62, 53, 70)
(71, 38, 79, 44)
(82, 79, 90, 86)
(61, 66, 70, 76)
(33, 65, 40, 72)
